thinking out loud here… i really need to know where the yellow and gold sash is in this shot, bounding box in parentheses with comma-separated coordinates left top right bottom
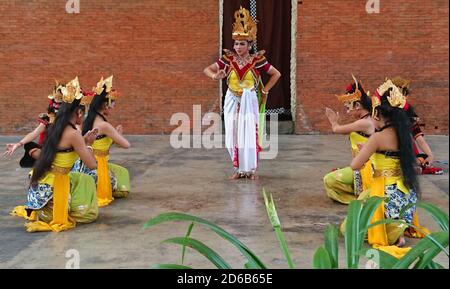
(368, 153, 429, 258)
(93, 136, 114, 207)
(25, 151, 78, 232)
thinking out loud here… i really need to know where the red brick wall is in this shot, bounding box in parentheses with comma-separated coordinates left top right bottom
(296, 0, 449, 134)
(0, 0, 448, 135)
(0, 0, 220, 134)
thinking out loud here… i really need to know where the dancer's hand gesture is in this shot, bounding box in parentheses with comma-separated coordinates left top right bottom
(213, 69, 227, 80)
(4, 143, 21, 157)
(325, 107, 339, 125)
(84, 128, 98, 146)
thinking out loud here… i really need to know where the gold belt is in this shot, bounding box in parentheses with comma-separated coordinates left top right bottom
(229, 88, 256, 97)
(50, 165, 71, 175)
(93, 149, 110, 157)
(229, 89, 243, 97)
(373, 168, 402, 178)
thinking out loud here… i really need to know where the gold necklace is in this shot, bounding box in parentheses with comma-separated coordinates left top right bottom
(235, 54, 252, 68)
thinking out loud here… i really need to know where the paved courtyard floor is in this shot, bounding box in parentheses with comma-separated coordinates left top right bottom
(0, 135, 448, 269)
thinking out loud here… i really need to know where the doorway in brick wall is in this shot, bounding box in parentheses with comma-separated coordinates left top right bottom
(220, 0, 296, 133)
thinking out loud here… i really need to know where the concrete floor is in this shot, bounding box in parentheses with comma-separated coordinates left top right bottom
(0, 135, 448, 269)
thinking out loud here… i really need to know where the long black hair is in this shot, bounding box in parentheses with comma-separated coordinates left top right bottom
(82, 89, 108, 135)
(348, 82, 372, 112)
(376, 88, 419, 195)
(30, 100, 85, 185)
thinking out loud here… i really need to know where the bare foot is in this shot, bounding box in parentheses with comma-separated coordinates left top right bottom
(229, 173, 240, 180)
(396, 236, 406, 247)
(249, 174, 259, 180)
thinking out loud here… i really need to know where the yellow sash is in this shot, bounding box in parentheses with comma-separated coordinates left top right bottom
(368, 153, 429, 258)
(23, 151, 78, 232)
(93, 136, 114, 207)
(25, 167, 76, 232)
(349, 132, 374, 193)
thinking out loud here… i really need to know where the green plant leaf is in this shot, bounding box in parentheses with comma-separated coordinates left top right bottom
(143, 212, 266, 269)
(361, 247, 398, 269)
(345, 200, 363, 268)
(417, 202, 449, 232)
(263, 189, 295, 269)
(152, 263, 193, 269)
(414, 234, 449, 269)
(244, 262, 259, 269)
(274, 227, 296, 269)
(324, 224, 339, 268)
(423, 261, 445, 269)
(393, 231, 449, 269)
(181, 223, 195, 264)
(358, 197, 385, 252)
(263, 188, 280, 227)
(163, 237, 232, 269)
(313, 246, 332, 269)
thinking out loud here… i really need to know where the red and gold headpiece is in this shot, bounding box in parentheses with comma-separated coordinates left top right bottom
(336, 74, 362, 110)
(372, 78, 409, 117)
(232, 6, 258, 42)
(60, 77, 92, 106)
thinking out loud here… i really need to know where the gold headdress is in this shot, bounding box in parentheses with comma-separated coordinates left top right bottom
(336, 74, 362, 110)
(391, 76, 411, 90)
(371, 95, 381, 118)
(377, 79, 407, 108)
(372, 78, 407, 117)
(48, 79, 65, 102)
(60, 77, 83, 104)
(232, 6, 258, 42)
(94, 75, 114, 95)
(93, 75, 118, 106)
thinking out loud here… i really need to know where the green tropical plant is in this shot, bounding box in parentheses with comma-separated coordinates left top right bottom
(143, 212, 267, 269)
(313, 198, 449, 269)
(262, 189, 295, 268)
(143, 189, 448, 269)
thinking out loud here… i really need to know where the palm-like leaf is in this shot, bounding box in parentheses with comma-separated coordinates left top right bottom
(163, 237, 232, 269)
(143, 212, 266, 269)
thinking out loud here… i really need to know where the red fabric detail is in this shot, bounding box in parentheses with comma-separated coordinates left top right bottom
(258, 62, 271, 73)
(37, 118, 48, 126)
(38, 131, 46, 146)
(230, 61, 253, 80)
(216, 59, 226, 70)
(346, 83, 353, 93)
(421, 166, 444, 175)
(233, 146, 239, 169)
(403, 101, 409, 111)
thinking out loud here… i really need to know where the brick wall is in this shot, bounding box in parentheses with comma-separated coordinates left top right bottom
(296, 0, 449, 134)
(0, 0, 220, 134)
(0, 0, 448, 135)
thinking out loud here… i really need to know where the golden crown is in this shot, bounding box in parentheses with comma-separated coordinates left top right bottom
(232, 7, 258, 42)
(376, 78, 407, 109)
(93, 75, 114, 95)
(48, 79, 65, 102)
(60, 77, 83, 104)
(391, 76, 411, 89)
(336, 74, 362, 107)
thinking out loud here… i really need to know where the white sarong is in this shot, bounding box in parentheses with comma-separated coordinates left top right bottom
(224, 88, 260, 173)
